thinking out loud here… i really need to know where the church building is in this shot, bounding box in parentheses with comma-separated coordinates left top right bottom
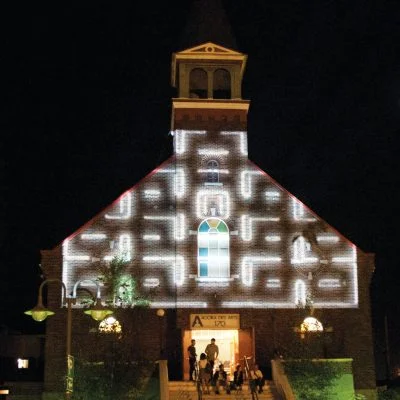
(40, 3, 376, 399)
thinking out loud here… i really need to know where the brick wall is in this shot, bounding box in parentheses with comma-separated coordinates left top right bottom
(41, 94, 376, 394)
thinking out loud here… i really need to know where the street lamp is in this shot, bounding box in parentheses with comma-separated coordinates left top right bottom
(25, 278, 112, 400)
(294, 316, 324, 339)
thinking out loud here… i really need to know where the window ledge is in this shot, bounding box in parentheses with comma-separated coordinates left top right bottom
(192, 276, 235, 282)
(204, 182, 223, 186)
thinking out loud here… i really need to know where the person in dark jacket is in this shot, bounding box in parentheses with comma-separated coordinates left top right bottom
(187, 339, 197, 381)
(231, 364, 243, 390)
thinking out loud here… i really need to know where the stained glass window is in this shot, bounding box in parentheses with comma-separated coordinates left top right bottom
(198, 218, 229, 278)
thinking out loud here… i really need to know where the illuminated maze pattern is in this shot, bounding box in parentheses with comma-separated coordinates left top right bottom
(63, 129, 359, 308)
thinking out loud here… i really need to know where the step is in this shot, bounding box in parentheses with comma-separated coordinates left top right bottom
(169, 391, 275, 400)
(168, 380, 277, 400)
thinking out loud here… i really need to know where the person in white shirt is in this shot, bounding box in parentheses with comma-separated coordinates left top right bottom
(204, 338, 219, 371)
(250, 364, 265, 393)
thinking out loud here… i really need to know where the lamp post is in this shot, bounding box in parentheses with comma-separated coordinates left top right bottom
(294, 316, 333, 358)
(25, 278, 113, 400)
(98, 316, 122, 400)
(0, 384, 9, 400)
(156, 309, 165, 358)
(155, 309, 168, 400)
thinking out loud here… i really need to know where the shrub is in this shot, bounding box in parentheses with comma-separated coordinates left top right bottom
(284, 359, 342, 400)
(378, 388, 400, 400)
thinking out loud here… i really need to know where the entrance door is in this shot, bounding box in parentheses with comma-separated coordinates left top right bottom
(238, 328, 254, 373)
(183, 330, 238, 380)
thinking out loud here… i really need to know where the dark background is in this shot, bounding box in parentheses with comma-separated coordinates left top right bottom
(2, 0, 399, 380)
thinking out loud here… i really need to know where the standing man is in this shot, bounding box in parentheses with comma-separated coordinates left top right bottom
(204, 338, 219, 372)
(187, 339, 197, 381)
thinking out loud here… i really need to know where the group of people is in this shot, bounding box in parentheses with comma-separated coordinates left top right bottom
(187, 338, 265, 395)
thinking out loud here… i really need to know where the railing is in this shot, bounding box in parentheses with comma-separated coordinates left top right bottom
(157, 359, 170, 400)
(242, 355, 258, 400)
(271, 359, 296, 400)
(195, 361, 203, 400)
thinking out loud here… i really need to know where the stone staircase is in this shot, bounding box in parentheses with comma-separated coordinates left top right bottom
(169, 380, 280, 400)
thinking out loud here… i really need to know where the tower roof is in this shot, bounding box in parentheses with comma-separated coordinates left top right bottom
(179, 0, 238, 51)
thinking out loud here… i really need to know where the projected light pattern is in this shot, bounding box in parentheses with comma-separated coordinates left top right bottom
(63, 239, 90, 261)
(198, 169, 230, 174)
(105, 192, 132, 219)
(62, 240, 70, 289)
(266, 279, 281, 288)
(143, 278, 160, 288)
(198, 149, 229, 156)
(295, 279, 307, 305)
(317, 234, 339, 243)
(292, 198, 316, 221)
(143, 255, 185, 286)
(241, 256, 282, 286)
(220, 131, 248, 156)
(119, 234, 131, 261)
(265, 191, 281, 200)
(144, 214, 185, 241)
(318, 279, 341, 288)
(196, 190, 230, 218)
(175, 168, 185, 198)
(144, 190, 161, 199)
(61, 127, 360, 309)
(291, 236, 318, 264)
(81, 234, 107, 240)
(103, 234, 132, 261)
(151, 301, 208, 308)
(241, 215, 280, 241)
(174, 129, 206, 154)
(240, 170, 262, 199)
(265, 235, 281, 242)
(143, 235, 161, 241)
(156, 167, 185, 198)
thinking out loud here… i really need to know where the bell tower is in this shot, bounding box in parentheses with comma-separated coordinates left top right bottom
(170, 0, 249, 132)
(170, 42, 249, 131)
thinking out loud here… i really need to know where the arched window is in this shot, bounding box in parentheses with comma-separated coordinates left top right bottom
(213, 68, 231, 99)
(207, 160, 219, 183)
(189, 68, 208, 98)
(198, 218, 229, 278)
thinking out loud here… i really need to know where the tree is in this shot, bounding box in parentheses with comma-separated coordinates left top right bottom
(96, 256, 150, 308)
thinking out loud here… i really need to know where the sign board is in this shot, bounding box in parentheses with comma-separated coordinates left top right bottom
(190, 314, 240, 329)
(66, 354, 74, 393)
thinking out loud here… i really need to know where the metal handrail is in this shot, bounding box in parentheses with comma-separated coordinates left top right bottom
(242, 355, 258, 400)
(195, 361, 202, 400)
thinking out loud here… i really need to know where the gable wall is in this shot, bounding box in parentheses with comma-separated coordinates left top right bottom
(57, 119, 361, 310)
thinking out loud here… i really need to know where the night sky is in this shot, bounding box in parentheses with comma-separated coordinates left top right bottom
(2, 0, 400, 376)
